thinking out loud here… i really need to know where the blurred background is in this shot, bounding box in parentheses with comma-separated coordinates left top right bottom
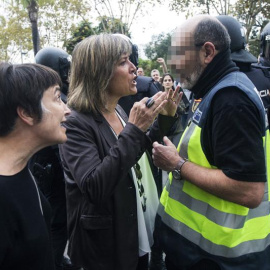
(0, 0, 269, 76)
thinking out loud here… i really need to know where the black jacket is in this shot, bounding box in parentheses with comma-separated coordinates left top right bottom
(59, 105, 177, 270)
(118, 76, 159, 116)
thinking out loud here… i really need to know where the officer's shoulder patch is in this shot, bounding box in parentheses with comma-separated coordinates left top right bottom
(193, 108, 202, 124)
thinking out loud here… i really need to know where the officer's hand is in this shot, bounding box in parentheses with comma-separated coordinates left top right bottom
(152, 136, 180, 171)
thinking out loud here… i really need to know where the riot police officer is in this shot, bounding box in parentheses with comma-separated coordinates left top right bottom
(258, 22, 270, 68)
(217, 15, 270, 116)
(29, 47, 81, 270)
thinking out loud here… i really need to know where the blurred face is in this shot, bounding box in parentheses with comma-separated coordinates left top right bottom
(168, 22, 204, 89)
(107, 53, 137, 98)
(162, 75, 174, 91)
(36, 85, 70, 145)
(137, 68, 144, 76)
(152, 71, 160, 82)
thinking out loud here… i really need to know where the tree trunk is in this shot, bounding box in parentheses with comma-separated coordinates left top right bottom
(27, 0, 40, 55)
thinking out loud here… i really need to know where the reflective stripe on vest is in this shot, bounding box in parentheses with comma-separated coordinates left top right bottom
(158, 71, 270, 258)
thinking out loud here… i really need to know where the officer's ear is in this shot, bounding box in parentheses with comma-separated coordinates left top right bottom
(202, 42, 216, 64)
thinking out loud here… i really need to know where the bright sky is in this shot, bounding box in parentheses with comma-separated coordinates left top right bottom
(131, 5, 181, 44)
(130, 3, 185, 58)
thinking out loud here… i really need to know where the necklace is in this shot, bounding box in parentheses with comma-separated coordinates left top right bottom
(107, 110, 147, 212)
(134, 162, 147, 212)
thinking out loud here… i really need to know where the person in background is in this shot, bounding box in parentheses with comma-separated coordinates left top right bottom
(160, 73, 185, 147)
(29, 47, 81, 270)
(151, 69, 163, 91)
(137, 67, 145, 76)
(59, 33, 181, 270)
(161, 72, 191, 129)
(0, 62, 70, 269)
(258, 21, 270, 68)
(217, 15, 270, 118)
(152, 15, 270, 270)
(151, 69, 161, 82)
(256, 21, 270, 120)
(161, 73, 175, 92)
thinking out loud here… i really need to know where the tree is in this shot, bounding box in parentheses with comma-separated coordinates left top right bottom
(95, 16, 131, 36)
(64, 21, 96, 54)
(0, 4, 32, 62)
(92, 0, 160, 35)
(13, 0, 47, 55)
(138, 58, 155, 77)
(233, 0, 270, 43)
(64, 16, 131, 54)
(169, 0, 270, 44)
(144, 32, 172, 74)
(144, 32, 171, 62)
(169, 0, 233, 16)
(39, 0, 92, 47)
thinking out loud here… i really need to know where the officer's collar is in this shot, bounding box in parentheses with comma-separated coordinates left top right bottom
(191, 48, 239, 99)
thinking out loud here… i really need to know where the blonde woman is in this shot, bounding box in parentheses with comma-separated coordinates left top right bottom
(59, 34, 181, 270)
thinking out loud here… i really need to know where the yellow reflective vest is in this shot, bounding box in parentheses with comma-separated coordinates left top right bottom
(158, 72, 270, 268)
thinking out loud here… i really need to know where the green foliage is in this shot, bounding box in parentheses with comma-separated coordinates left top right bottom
(0, 5, 32, 62)
(95, 16, 131, 36)
(232, 0, 270, 42)
(248, 19, 269, 59)
(169, 0, 232, 16)
(64, 16, 131, 55)
(144, 32, 171, 62)
(39, 0, 91, 49)
(249, 38, 260, 59)
(138, 58, 156, 76)
(64, 21, 96, 54)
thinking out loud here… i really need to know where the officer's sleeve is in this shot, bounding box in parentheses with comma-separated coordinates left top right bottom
(204, 86, 266, 182)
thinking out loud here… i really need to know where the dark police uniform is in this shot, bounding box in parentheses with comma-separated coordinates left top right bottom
(118, 76, 159, 116)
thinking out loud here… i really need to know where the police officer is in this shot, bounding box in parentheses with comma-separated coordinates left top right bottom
(258, 22, 270, 68)
(217, 15, 270, 116)
(29, 47, 81, 270)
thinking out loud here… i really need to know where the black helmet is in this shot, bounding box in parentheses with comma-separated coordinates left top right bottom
(35, 47, 71, 83)
(260, 22, 270, 66)
(113, 34, 139, 69)
(217, 15, 257, 63)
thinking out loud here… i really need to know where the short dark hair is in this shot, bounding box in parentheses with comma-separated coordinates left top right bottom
(194, 18, 230, 52)
(0, 62, 62, 136)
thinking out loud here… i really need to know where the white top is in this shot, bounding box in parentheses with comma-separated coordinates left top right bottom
(113, 111, 159, 256)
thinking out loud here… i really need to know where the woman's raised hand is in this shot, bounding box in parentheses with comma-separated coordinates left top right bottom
(128, 91, 168, 132)
(160, 85, 183, 117)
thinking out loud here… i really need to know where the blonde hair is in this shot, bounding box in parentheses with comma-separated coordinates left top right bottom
(68, 34, 132, 113)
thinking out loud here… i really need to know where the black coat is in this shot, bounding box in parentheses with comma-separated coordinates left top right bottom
(59, 105, 177, 270)
(118, 76, 159, 116)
